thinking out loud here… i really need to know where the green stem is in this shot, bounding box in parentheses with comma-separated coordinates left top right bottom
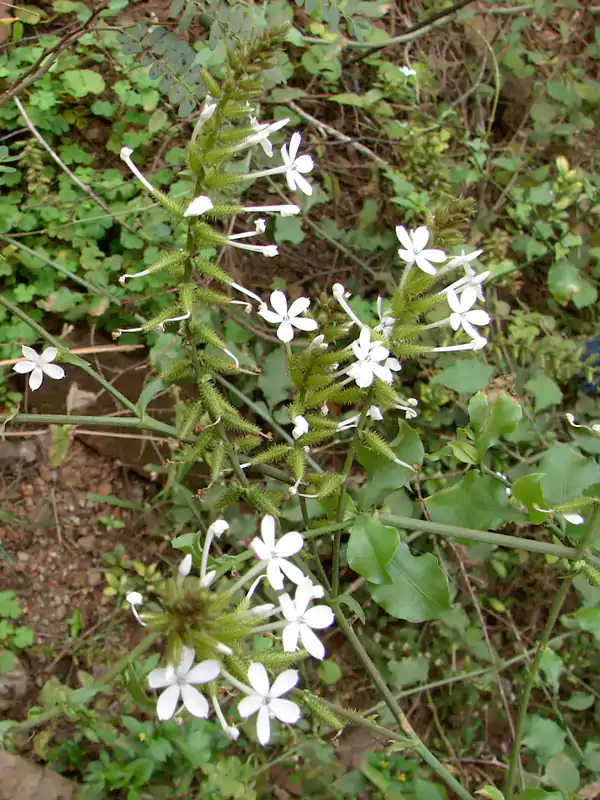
(299, 495, 332, 592)
(0, 412, 188, 441)
(0, 294, 140, 416)
(319, 697, 411, 746)
(379, 513, 600, 568)
(505, 505, 600, 799)
(332, 398, 371, 596)
(11, 631, 161, 735)
(334, 605, 474, 800)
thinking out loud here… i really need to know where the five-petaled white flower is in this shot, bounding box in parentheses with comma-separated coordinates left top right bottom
(242, 117, 289, 157)
(346, 328, 394, 388)
(258, 290, 318, 343)
(445, 248, 484, 275)
(279, 582, 335, 660)
(148, 646, 220, 721)
(237, 663, 301, 745)
(396, 225, 446, 276)
(291, 415, 309, 440)
(281, 132, 314, 196)
(13, 345, 65, 391)
(447, 287, 490, 340)
(250, 515, 305, 591)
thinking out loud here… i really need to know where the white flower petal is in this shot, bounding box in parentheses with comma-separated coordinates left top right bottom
(156, 684, 180, 720)
(287, 297, 311, 317)
(186, 659, 220, 685)
(261, 515, 277, 550)
(275, 531, 304, 558)
(278, 558, 307, 586)
(13, 361, 36, 374)
(465, 309, 490, 326)
(293, 172, 313, 196)
(289, 132, 301, 162)
(251, 536, 271, 561)
(21, 345, 39, 362)
(28, 367, 44, 391)
(449, 312, 462, 331)
(42, 363, 65, 380)
(397, 247, 415, 264)
(369, 345, 389, 363)
(184, 195, 214, 217)
(257, 705, 271, 745)
(238, 694, 263, 718)
(276, 321, 295, 342)
(148, 668, 175, 689)
(395, 225, 413, 252)
(294, 154, 314, 174)
(248, 662, 270, 697)
(270, 290, 288, 318)
(299, 624, 326, 659)
(269, 669, 299, 698)
(422, 248, 447, 263)
(282, 621, 301, 652)
(258, 307, 283, 324)
(294, 582, 313, 616)
(354, 362, 374, 388)
(371, 363, 393, 384)
(415, 254, 438, 275)
(269, 698, 301, 724)
(303, 605, 335, 629)
(177, 646, 196, 676)
(266, 559, 284, 591)
(181, 684, 209, 717)
(411, 226, 431, 252)
(279, 593, 296, 621)
(447, 289, 461, 313)
(564, 513, 584, 525)
(291, 316, 318, 332)
(40, 346, 58, 363)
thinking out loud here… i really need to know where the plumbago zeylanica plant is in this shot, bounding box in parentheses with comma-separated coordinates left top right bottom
(3, 27, 600, 800)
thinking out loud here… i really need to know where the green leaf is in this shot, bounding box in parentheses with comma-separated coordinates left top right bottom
(468, 391, 522, 457)
(522, 715, 565, 759)
(0, 591, 21, 620)
(563, 691, 593, 710)
(511, 474, 549, 524)
(336, 594, 366, 625)
(347, 515, 399, 584)
(476, 787, 505, 800)
(538, 648, 563, 694)
(274, 216, 305, 245)
(524, 374, 562, 412)
(544, 754, 579, 793)
(432, 358, 494, 394)
(138, 377, 165, 417)
(563, 604, 600, 642)
(388, 655, 429, 689)
(316, 659, 342, 685)
(367, 543, 451, 623)
(539, 443, 600, 506)
(257, 349, 291, 408)
(62, 69, 106, 97)
(548, 260, 584, 303)
(583, 740, 600, 772)
(426, 472, 524, 530)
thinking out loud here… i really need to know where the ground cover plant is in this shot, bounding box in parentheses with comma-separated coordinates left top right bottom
(0, 1, 599, 798)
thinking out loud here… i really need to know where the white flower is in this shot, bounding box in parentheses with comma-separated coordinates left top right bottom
(126, 590, 146, 627)
(346, 328, 394, 388)
(190, 96, 218, 142)
(291, 415, 309, 439)
(178, 554, 192, 578)
(250, 515, 305, 591)
(445, 249, 484, 274)
(396, 225, 446, 276)
(258, 290, 318, 343)
(442, 270, 490, 303)
(534, 504, 585, 526)
(368, 405, 383, 421)
(332, 283, 366, 329)
(184, 195, 214, 217)
(279, 582, 335, 660)
(447, 287, 490, 339)
(237, 663, 301, 745)
(566, 413, 600, 434)
(148, 646, 220, 721)
(400, 66, 416, 77)
(239, 117, 289, 157)
(120, 146, 156, 195)
(432, 337, 487, 353)
(13, 346, 65, 391)
(281, 132, 314, 195)
(212, 695, 239, 741)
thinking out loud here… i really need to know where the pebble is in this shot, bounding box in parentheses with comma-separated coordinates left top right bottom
(16, 552, 29, 563)
(77, 534, 96, 552)
(87, 569, 103, 587)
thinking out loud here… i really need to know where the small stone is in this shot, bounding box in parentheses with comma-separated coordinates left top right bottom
(77, 534, 96, 552)
(87, 569, 103, 587)
(0, 652, 29, 712)
(71, 571, 87, 588)
(16, 552, 29, 563)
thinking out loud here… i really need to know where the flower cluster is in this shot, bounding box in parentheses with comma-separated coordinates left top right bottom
(126, 516, 335, 745)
